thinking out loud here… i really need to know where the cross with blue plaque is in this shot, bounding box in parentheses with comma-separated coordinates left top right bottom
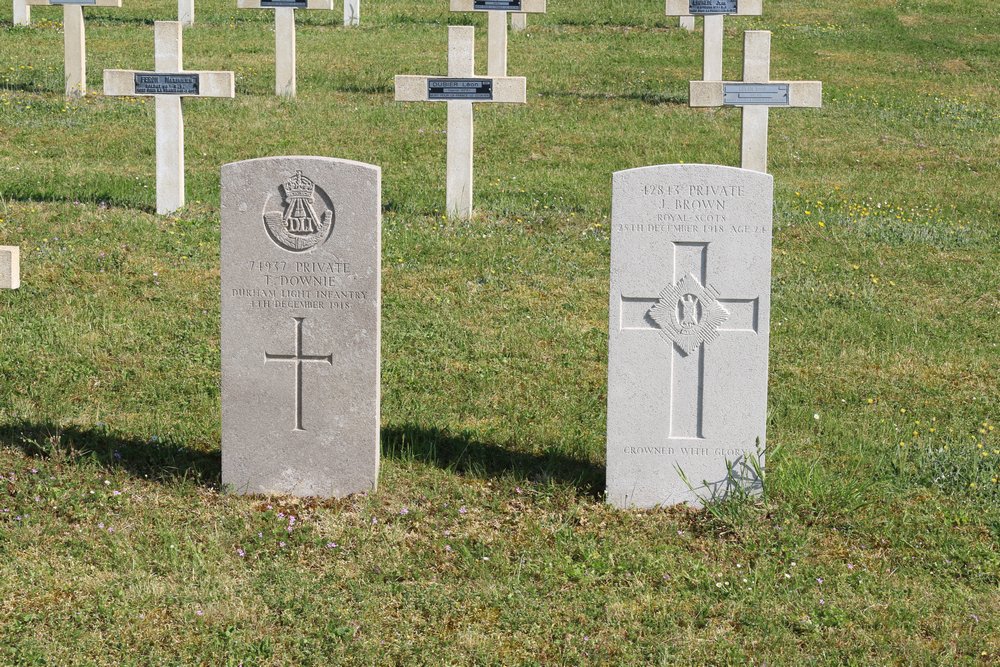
(690, 31, 822, 172)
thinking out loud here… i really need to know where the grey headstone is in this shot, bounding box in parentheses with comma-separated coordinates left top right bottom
(607, 164, 773, 508)
(221, 156, 381, 498)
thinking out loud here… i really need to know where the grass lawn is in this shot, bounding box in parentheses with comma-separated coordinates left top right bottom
(0, 0, 998, 664)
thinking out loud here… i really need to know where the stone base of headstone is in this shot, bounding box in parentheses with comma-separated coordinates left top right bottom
(607, 164, 773, 509)
(221, 156, 381, 498)
(0, 246, 20, 290)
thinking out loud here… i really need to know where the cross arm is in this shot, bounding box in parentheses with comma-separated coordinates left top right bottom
(689, 80, 822, 108)
(450, 0, 546, 12)
(25, 0, 121, 6)
(394, 75, 526, 103)
(103, 70, 236, 98)
(237, 0, 333, 9)
(665, 0, 761, 15)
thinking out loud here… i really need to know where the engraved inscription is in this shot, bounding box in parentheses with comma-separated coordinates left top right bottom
(263, 171, 335, 252)
(50, 0, 98, 5)
(723, 83, 790, 106)
(427, 78, 494, 101)
(623, 446, 750, 457)
(688, 0, 737, 14)
(234, 259, 368, 311)
(473, 0, 522, 9)
(264, 317, 333, 432)
(134, 73, 200, 95)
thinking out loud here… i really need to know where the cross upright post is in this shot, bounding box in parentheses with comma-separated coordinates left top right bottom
(679, 16, 695, 31)
(103, 21, 236, 214)
(690, 30, 822, 173)
(25, 0, 122, 98)
(510, 12, 526, 32)
(344, 0, 358, 25)
(238, 0, 334, 97)
(450, 0, 546, 76)
(179, 0, 194, 26)
(395, 26, 526, 219)
(665, 0, 762, 80)
(13, 0, 31, 26)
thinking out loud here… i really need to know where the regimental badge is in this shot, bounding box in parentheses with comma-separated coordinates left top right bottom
(263, 171, 335, 252)
(648, 273, 730, 355)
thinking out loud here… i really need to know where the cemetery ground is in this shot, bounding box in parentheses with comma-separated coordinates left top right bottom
(0, 0, 997, 663)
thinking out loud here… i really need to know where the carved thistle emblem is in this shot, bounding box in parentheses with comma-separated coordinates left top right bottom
(263, 171, 335, 252)
(648, 273, 729, 355)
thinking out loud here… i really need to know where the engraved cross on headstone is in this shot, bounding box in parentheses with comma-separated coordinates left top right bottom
(237, 0, 333, 97)
(690, 30, 822, 172)
(394, 26, 526, 219)
(665, 0, 762, 80)
(24, 0, 122, 98)
(103, 22, 235, 215)
(450, 0, 546, 76)
(264, 316, 333, 432)
(620, 241, 760, 438)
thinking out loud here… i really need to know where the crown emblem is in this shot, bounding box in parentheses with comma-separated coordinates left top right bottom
(284, 170, 315, 199)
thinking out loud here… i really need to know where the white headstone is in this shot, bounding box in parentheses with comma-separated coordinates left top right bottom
(394, 26, 526, 219)
(607, 164, 773, 508)
(237, 0, 334, 97)
(25, 0, 122, 98)
(0, 246, 20, 290)
(690, 31, 822, 172)
(103, 22, 236, 214)
(221, 156, 381, 498)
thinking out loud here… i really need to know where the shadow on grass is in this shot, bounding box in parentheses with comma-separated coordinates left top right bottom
(0, 422, 220, 486)
(539, 89, 688, 106)
(0, 422, 605, 497)
(382, 425, 605, 498)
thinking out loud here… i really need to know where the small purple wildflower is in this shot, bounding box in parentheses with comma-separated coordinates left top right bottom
(29, 468, 38, 474)
(279, 541, 286, 548)
(370, 516, 378, 526)
(237, 548, 246, 558)
(458, 506, 467, 515)
(326, 542, 337, 549)
(196, 609, 204, 616)
(98, 522, 105, 529)
(846, 563, 855, 570)
(399, 507, 409, 516)
(112, 490, 122, 496)
(816, 578, 823, 585)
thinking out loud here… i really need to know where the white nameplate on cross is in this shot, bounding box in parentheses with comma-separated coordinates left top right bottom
(25, 0, 122, 98)
(395, 26, 526, 219)
(665, 0, 761, 81)
(690, 31, 821, 172)
(103, 22, 235, 215)
(607, 164, 774, 509)
(237, 0, 333, 97)
(451, 0, 545, 76)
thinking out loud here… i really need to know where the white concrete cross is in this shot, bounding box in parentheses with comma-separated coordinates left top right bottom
(0, 247, 20, 290)
(450, 0, 546, 76)
(665, 0, 762, 80)
(395, 26, 526, 219)
(343, 0, 358, 25)
(690, 31, 822, 172)
(24, 0, 122, 98)
(238, 0, 333, 97)
(103, 22, 235, 215)
(13, 0, 31, 26)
